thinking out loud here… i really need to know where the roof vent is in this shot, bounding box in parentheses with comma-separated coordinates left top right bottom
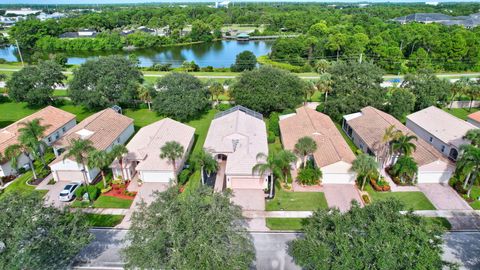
(75, 129, 94, 139)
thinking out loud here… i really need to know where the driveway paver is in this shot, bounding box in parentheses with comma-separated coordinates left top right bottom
(232, 189, 266, 211)
(43, 180, 73, 208)
(323, 184, 363, 212)
(418, 183, 472, 210)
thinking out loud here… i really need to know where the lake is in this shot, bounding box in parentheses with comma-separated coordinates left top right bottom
(0, 40, 273, 68)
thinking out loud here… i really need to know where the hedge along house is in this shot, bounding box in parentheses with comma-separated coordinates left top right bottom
(406, 106, 477, 162)
(342, 106, 454, 184)
(279, 107, 357, 184)
(110, 118, 195, 183)
(50, 108, 134, 183)
(203, 106, 268, 210)
(0, 106, 76, 177)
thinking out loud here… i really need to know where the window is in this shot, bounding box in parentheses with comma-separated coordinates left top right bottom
(47, 137, 51, 143)
(55, 132, 60, 140)
(62, 127, 66, 132)
(441, 145, 445, 152)
(429, 137, 433, 142)
(117, 138, 120, 143)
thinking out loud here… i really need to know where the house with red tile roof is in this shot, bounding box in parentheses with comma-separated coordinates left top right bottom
(467, 111, 480, 128)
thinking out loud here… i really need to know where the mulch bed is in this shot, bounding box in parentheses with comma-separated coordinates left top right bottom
(103, 182, 137, 200)
(27, 177, 45, 186)
(1, 175, 16, 186)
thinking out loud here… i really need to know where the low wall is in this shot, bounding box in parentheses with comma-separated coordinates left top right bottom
(448, 100, 480, 109)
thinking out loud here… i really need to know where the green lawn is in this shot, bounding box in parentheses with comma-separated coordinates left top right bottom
(366, 186, 436, 210)
(266, 218, 307, 231)
(84, 213, 124, 227)
(335, 123, 359, 154)
(53, 90, 68, 97)
(443, 107, 479, 120)
(0, 101, 38, 128)
(124, 107, 163, 131)
(1, 171, 48, 198)
(72, 195, 133, 209)
(266, 187, 328, 211)
(428, 217, 452, 230)
(466, 186, 480, 210)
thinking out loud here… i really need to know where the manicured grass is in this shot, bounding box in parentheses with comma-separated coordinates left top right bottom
(268, 137, 283, 154)
(124, 107, 163, 131)
(266, 218, 307, 231)
(366, 186, 436, 210)
(428, 217, 452, 230)
(444, 107, 479, 120)
(1, 171, 47, 197)
(266, 187, 328, 211)
(466, 186, 480, 210)
(335, 123, 359, 154)
(53, 90, 68, 97)
(0, 101, 38, 128)
(56, 102, 95, 122)
(84, 213, 124, 227)
(72, 195, 133, 209)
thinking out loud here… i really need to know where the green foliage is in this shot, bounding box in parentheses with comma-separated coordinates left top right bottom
(69, 56, 143, 110)
(297, 160, 322, 186)
(0, 192, 92, 269)
(267, 112, 280, 136)
(123, 186, 255, 269)
(231, 50, 257, 72)
(289, 199, 447, 270)
(387, 87, 416, 121)
(87, 185, 101, 201)
(257, 55, 307, 73)
(190, 20, 213, 42)
(267, 131, 276, 144)
(153, 73, 210, 121)
(324, 61, 385, 122)
(36, 33, 124, 51)
(401, 70, 451, 111)
(231, 66, 304, 115)
(391, 155, 418, 185)
(7, 61, 65, 107)
(178, 168, 192, 185)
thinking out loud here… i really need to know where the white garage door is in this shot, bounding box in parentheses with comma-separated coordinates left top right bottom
(141, 171, 173, 183)
(55, 170, 85, 182)
(322, 173, 356, 184)
(417, 172, 449, 184)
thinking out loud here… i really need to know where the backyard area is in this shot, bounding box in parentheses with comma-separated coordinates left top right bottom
(366, 186, 436, 211)
(443, 107, 479, 120)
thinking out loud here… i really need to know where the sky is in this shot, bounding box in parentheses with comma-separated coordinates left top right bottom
(0, 0, 477, 5)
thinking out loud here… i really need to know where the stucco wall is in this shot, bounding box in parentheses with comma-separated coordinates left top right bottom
(406, 119, 452, 158)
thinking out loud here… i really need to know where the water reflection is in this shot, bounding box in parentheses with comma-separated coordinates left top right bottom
(0, 40, 273, 67)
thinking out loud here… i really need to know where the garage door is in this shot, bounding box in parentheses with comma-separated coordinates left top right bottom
(140, 171, 173, 183)
(55, 170, 84, 182)
(322, 173, 356, 184)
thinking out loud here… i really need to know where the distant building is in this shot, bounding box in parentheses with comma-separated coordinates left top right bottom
(392, 12, 480, 28)
(59, 29, 97, 39)
(215, 1, 231, 8)
(5, 8, 41, 16)
(236, 33, 250, 41)
(425, 2, 439, 6)
(467, 111, 480, 128)
(37, 12, 65, 21)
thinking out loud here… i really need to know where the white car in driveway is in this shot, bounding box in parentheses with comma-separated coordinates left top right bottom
(58, 183, 80, 202)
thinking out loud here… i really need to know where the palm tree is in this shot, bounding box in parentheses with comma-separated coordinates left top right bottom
(294, 136, 317, 168)
(88, 149, 111, 188)
(351, 153, 378, 190)
(449, 77, 470, 109)
(208, 81, 225, 105)
(391, 155, 418, 184)
(110, 144, 129, 182)
(17, 118, 50, 167)
(5, 141, 38, 180)
(465, 83, 480, 111)
(314, 59, 330, 74)
(456, 144, 480, 197)
(304, 81, 317, 103)
(275, 150, 297, 183)
(64, 138, 95, 202)
(160, 141, 184, 185)
(137, 84, 153, 110)
(464, 129, 480, 147)
(192, 148, 218, 185)
(315, 73, 333, 112)
(381, 125, 402, 167)
(391, 133, 417, 161)
(252, 152, 281, 198)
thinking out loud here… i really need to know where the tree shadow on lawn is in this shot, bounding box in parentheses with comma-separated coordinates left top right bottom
(72, 229, 126, 267)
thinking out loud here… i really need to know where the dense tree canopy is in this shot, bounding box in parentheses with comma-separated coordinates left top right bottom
(387, 87, 416, 121)
(7, 60, 65, 107)
(324, 61, 385, 121)
(0, 192, 92, 269)
(68, 56, 143, 110)
(123, 186, 255, 269)
(231, 50, 257, 72)
(152, 72, 210, 121)
(231, 66, 304, 115)
(401, 69, 451, 110)
(290, 199, 448, 270)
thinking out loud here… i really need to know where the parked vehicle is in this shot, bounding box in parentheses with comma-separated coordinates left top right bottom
(58, 183, 80, 202)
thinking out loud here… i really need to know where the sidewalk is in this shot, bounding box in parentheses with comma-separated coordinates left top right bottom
(74, 208, 130, 215)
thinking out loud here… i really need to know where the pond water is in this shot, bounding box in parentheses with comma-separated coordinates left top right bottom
(0, 40, 273, 68)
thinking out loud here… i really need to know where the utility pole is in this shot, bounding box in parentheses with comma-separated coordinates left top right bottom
(15, 39, 24, 67)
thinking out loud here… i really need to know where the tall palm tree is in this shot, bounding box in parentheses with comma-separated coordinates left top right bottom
(110, 144, 129, 182)
(64, 138, 95, 202)
(391, 155, 418, 184)
(464, 129, 480, 147)
(192, 148, 218, 185)
(449, 77, 470, 109)
(252, 152, 281, 198)
(381, 125, 402, 167)
(160, 141, 184, 185)
(88, 149, 111, 188)
(275, 150, 297, 184)
(456, 144, 480, 197)
(465, 83, 480, 111)
(351, 153, 378, 190)
(315, 73, 333, 112)
(314, 59, 330, 74)
(137, 84, 153, 110)
(294, 136, 317, 168)
(391, 133, 417, 161)
(208, 81, 225, 105)
(18, 118, 50, 167)
(5, 140, 38, 180)
(304, 81, 317, 104)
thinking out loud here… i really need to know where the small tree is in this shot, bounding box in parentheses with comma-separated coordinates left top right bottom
(0, 192, 93, 269)
(304, 81, 317, 103)
(110, 144, 128, 182)
(123, 186, 254, 269)
(315, 73, 333, 111)
(17, 118, 51, 167)
(230, 50, 257, 72)
(465, 129, 480, 147)
(137, 84, 153, 110)
(456, 144, 480, 197)
(253, 152, 280, 197)
(351, 153, 378, 190)
(207, 81, 225, 105)
(160, 141, 184, 185)
(192, 148, 218, 185)
(449, 77, 470, 109)
(64, 138, 95, 202)
(391, 155, 418, 184)
(392, 133, 417, 159)
(294, 136, 317, 168)
(88, 149, 111, 188)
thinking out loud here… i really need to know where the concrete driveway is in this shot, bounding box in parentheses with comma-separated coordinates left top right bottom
(418, 183, 472, 210)
(232, 189, 265, 211)
(323, 184, 363, 212)
(42, 180, 76, 208)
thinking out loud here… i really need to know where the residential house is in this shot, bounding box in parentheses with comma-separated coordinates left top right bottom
(111, 118, 195, 183)
(0, 106, 76, 177)
(467, 111, 480, 128)
(50, 108, 134, 183)
(392, 12, 480, 28)
(342, 106, 453, 184)
(279, 107, 357, 184)
(406, 106, 477, 161)
(59, 29, 97, 38)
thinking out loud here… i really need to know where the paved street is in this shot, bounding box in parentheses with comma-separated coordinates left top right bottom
(73, 229, 480, 270)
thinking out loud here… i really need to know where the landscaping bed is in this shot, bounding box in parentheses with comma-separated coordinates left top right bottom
(266, 218, 307, 231)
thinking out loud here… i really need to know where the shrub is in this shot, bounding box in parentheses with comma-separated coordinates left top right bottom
(267, 131, 276, 144)
(217, 103, 232, 111)
(370, 177, 391, 192)
(148, 63, 172, 71)
(101, 186, 112, 194)
(267, 112, 280, 136)
(47, 178, 56, 185)
(297, 166, 322, 186)
(75, 185, 86, 200)
(112, 179, 123, 185)
(87, 185, 100, 201)
(200, 66, 214, 72)
(362, 194, 370, 204)
(178, 169, 192, 185)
